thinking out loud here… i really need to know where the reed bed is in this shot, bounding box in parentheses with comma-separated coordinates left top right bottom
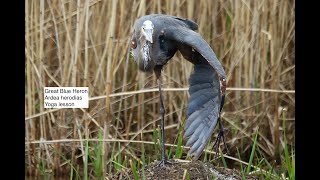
(25, 0, 295, 178)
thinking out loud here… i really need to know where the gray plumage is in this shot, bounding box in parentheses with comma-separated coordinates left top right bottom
(131, 14, 227, 161)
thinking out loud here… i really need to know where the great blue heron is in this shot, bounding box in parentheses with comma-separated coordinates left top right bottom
(130, 14, 229, 165)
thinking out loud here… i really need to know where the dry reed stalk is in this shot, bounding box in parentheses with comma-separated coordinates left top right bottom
(37, 0, 46, 175)
(44, 0, 66, 173)
(102, 0, 118, 175)
(25, 0, 33, 175)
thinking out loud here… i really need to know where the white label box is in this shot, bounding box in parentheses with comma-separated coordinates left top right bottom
(44, 87, 89, 108)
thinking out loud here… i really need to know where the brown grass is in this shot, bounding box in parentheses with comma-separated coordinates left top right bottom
(25, 0, 295, 177)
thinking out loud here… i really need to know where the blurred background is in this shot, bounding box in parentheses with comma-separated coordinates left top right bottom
(25, 0, 295, 178)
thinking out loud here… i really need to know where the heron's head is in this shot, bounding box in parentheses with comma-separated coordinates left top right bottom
(133, 20, 155, 72)
(141, 20, 154, 43)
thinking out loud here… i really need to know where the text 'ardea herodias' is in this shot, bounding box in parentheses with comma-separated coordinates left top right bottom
(130, 14, 229, 165)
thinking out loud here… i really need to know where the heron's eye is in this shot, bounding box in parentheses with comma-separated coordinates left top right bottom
(131, 38, 137, 49)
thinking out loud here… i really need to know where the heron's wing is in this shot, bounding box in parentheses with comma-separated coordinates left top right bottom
(165, 26, 226, 160)
(171, 17, 198, 31)
(165, 27, 226, 79)
(185, 64, 222, 159)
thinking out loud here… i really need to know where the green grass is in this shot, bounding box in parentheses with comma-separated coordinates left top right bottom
(153, 128, 160, 160)
(140, 147, 146, 180)
(167, 125, 184, 160)
(283, 111, 295, 179)
(28, 116, 295, 180)
(174, 132, 184, 159)
(116, 142, 123, 171)
(246, 131, 258, 173)
(88, 130, 104, 178)
(219, 148, 228, 168)
(84, 140, 89, 180)
(30, 122, 295, 180)
(236, 148, 246, 180)
(235, 116, 295, 180)
(57, 150, 81, 179)
(37, 158, 47, 180)
(130, 160, 140, 180)
(29, 113, 294, 180)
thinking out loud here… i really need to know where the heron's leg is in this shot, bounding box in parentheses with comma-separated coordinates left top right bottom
(212, 118, 222, 159)
(219, 120, 230, 155)
(158, 77, 166, 163)
(154, 66, 167, 166)
(212, 118, 230, 158)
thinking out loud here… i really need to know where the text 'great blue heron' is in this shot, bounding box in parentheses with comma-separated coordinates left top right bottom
(130, 14, 229, 165)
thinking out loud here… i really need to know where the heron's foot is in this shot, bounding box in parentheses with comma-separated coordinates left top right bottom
(155, 159, 175, 168)
(212, 128, 230, 159)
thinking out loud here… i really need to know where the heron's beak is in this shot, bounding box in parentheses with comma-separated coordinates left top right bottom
(144, 29, 153, 43)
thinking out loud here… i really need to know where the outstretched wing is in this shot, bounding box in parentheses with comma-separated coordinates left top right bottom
(185, 64, 222, 159)
(163, 19, 226, 160)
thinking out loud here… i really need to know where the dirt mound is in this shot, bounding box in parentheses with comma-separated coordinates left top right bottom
(112, 160, 258, 180)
